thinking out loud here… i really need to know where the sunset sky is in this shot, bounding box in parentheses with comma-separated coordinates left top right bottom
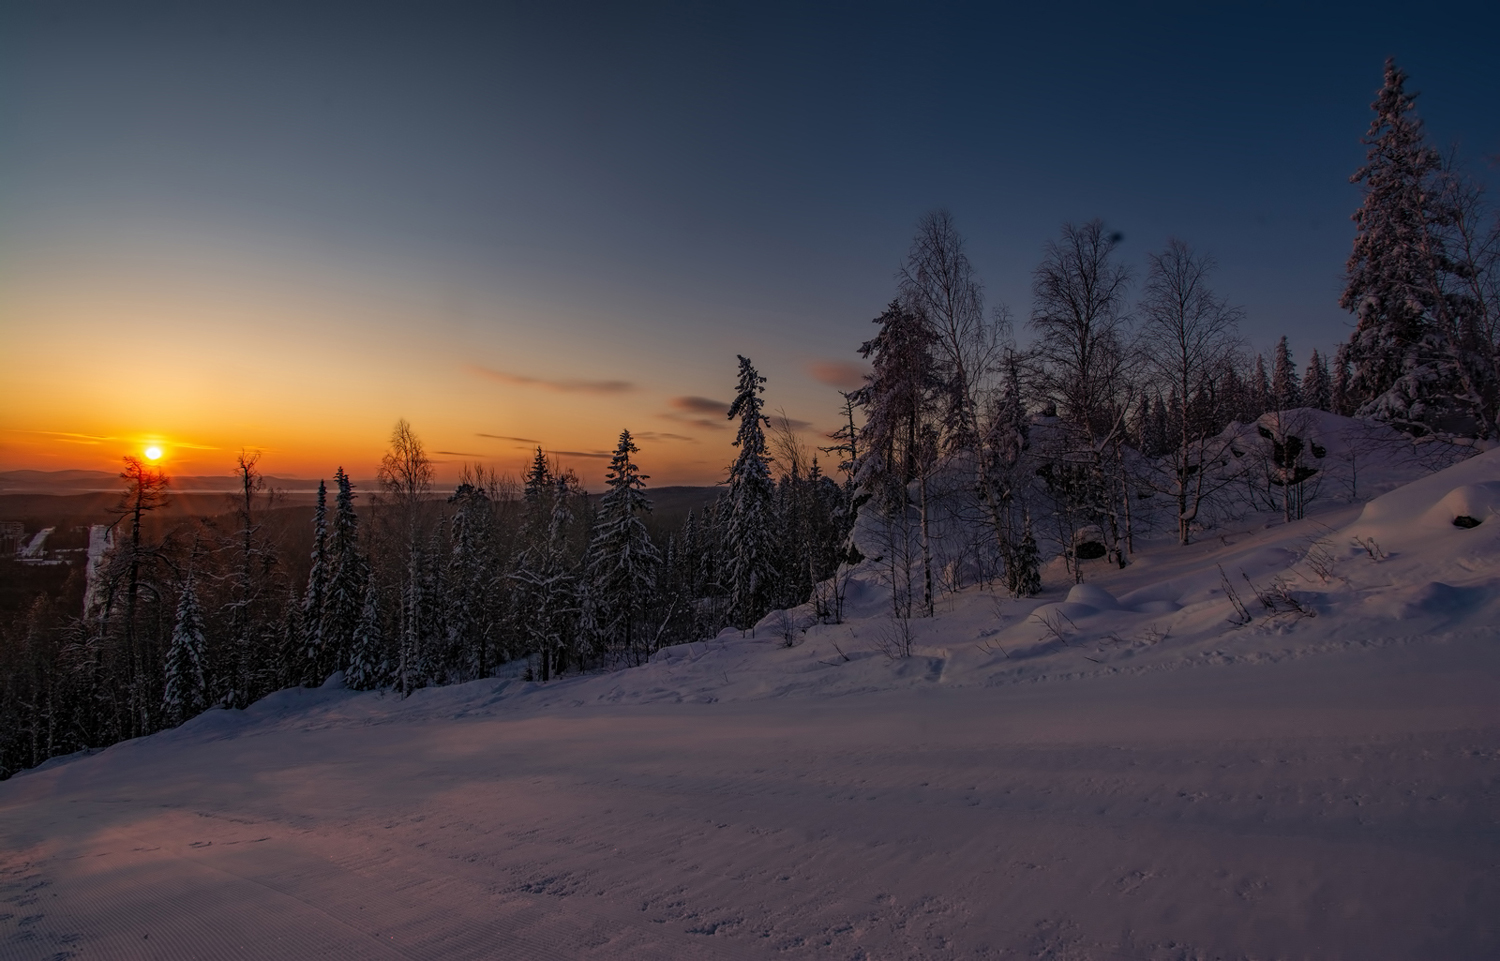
(2, 1, 1497, 487)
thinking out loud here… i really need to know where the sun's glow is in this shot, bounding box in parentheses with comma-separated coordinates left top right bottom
(145, 446, 163, 461)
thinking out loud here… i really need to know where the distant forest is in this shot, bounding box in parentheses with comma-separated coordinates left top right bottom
(3, 59, 1496, 779)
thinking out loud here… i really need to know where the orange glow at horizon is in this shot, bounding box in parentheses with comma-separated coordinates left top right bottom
(0, 230, 840, 490)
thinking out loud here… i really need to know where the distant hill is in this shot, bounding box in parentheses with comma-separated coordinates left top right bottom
(0, 469, 344, 495)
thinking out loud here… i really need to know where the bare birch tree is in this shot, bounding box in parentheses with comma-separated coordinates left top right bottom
(1136, 240, 1246, 544)
(377, 418, 433, 696)
(1029, 220, 1135, 570)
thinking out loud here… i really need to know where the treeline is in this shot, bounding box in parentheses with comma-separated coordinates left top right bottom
(0, 369, 853, 778)
(3, 58, 1496, 777)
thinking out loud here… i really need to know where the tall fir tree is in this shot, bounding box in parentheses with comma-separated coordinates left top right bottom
(678, 508, 702, 598)
(587, 430, 660, 659)
(1341, 58, 1485, 434)
(724, 356, 778, 628)
(1331, 344, 1354, 416)
(514, 473, 581, 680)
(853, 301, 939, 495)
(321, 467, 366, 678)
(1220, 365, 1249, 425)
(1271, 337, 1301, 411)
(300, 480, 329, 686)
(978, 350, 1030, 571)
(1303, 349, 1333, 411)
(520, 448, 554, 551)
(1250, 354, 1272, 418)
(276, 586, 302, 689)
(446, 480, 492, 681)
(162, 572, 208, 725)
(345, 570, 386, 691)
(416, 530, 446, 683)
(853, 303, 941, 614)
(1007, 515, 1042, 598)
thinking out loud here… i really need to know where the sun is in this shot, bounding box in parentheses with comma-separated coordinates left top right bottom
(145, 446, 163, 461)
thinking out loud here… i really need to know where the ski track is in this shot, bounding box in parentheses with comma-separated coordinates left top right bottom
(3, 654, 1497, 960)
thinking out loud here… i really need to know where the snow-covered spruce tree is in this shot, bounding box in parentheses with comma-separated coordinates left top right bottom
(804, 457, 853, 620)
(854, 303, 940, 615)
(321, 467, 366, 678)
(767, 412, 845, 612)
(689, 497, 730, 633)
(1331, 344, 1354, 415)
(300, 480, 329, 686)
(587, 430, 660, 661)
(1271, 337, 1301, 412)
(417, 529, 448, 684)
(511, 449, 555, 662)
(1130, 394, 1157, 455)
(1249, 354, 1271, 419)
(678, 508, 702, 599)
(1341, 58, 1488, 436)
(345, 569, 386, 691)
(162, 572, 208, 725)
(275, 586, 302, 689)
(519, 448, 554, 553)
(1219, 366, 1249, 426)
(445, 478, 492, 681)
(573, 575, 602, 668)
(1006, 514, 1042, 598)
(725, 357, 778, 629)
(855, 303, 939, 493)
(1303, 349, 1332, 412)
(978, 349, 1030, 573)
(513, 473, 582, 680)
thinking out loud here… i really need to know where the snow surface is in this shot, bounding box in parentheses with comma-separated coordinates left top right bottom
(3, 446, 1499, 959)
(16, 528, 52, 560)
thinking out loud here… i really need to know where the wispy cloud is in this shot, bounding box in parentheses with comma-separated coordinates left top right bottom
(477, 433, 541, 445)
(657, 396, 731, 431)
(635, 431, 696, 443)
(670, 396, 730, 416)
(658, 412, 729, 431)
(436, 451, 490, 458)
(808, 360, 869, 390)
(8, 429, 219, 451)
(466, 365, 635, 395)
(12, 429, 116, 444)
(769, 414, 813, 432)
(554, 449, 612, 459)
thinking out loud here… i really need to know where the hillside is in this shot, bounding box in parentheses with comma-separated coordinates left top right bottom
(1, 447, 1497, 959)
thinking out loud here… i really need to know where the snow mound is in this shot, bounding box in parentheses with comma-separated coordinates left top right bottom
(1063, 583, 1122, 611)
(1424, 483, 1500, 527)
(1355, 447, 1500, 529)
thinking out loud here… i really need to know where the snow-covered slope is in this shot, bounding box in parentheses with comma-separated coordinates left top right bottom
(3, 448, 1498, 960)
